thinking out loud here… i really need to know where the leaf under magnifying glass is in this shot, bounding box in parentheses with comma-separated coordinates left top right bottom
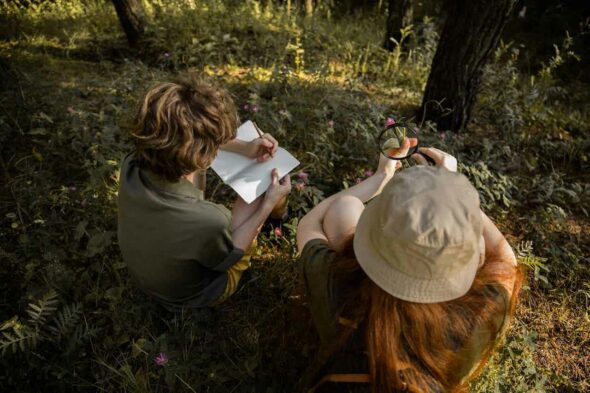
(383, 137, 401, 150)
(383, 136, 409, 157)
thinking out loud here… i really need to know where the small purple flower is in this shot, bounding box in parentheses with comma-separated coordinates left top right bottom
(439, 132, 447, 140)
(384, 117, 396, 127)
(242, 103, 250, 111)
(327, 120, 334, 128)
(274, 227, 282, 237)
(164, 52, 170, 58)
(155, 352, 169, 366)
(295, 181, 305, 190)
(364, 170, 374, 177)
(251, 105, 260, 113)
(297, 172, 309, 181)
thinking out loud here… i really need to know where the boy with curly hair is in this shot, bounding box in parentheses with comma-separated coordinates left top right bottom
(118, 79, 291, 309)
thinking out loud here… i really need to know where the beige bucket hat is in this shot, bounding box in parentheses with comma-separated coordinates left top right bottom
(353, 166, 484, 303)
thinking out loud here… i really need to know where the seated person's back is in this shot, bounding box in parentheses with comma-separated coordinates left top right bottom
(118, 152, 242, 308)
(117, 79, 291, 309)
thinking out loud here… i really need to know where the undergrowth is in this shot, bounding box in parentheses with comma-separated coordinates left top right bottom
(0, 1, 588, 392)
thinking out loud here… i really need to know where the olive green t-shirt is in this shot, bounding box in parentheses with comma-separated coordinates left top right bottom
(300, 239, 511, 391)
(117, 153, 244, 309)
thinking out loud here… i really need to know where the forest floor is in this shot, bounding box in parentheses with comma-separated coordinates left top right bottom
(1, 1, 589, 392)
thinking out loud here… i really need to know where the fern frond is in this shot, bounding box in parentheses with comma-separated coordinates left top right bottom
(26, 290, 58, 327)
(0, 328, 38, 356)
(516, 241, 550, 284)
(64, 319, 99, 355)
(74, 323, 99, 342)
(0, 316, 19, 331)
(48, 302, 82, 339)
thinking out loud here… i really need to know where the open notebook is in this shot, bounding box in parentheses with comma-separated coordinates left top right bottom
(211, 121, 300, 204)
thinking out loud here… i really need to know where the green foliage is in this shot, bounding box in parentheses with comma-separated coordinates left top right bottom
(472, 328, 548, 392)
(516, 241, 550, 286)
(0, 291, 57, 355)
(26, 290, 59, 327)
(0, 0, 588, 392)
(459, 161, 515, 212)
(0, 291, 95, 361)
(0, 319, 38, 356)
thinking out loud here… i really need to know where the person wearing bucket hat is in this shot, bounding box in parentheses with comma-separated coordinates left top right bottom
(297, 141, 523, 393)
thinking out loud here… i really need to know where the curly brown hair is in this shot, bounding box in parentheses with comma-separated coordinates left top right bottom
(130, 78, 239, 182)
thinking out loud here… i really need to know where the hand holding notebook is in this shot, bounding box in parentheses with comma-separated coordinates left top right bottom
(211, 121, 300, 204)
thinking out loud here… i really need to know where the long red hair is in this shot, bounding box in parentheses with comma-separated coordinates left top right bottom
(323, 235, 524, 393)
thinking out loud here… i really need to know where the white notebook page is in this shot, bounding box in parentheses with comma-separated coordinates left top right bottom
(211, 121, 300, 204)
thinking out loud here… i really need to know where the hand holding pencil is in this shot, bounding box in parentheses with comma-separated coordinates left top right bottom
(251, 122, 279, 162)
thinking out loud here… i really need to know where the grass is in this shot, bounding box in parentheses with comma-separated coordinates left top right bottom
(0, 1, 589, 392)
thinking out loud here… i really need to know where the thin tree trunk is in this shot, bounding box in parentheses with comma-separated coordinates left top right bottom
(384, 0, 413, 51)
(111, 0, 146, 47)
(420, 0, 516, 131)
(305, 0, 314, 16)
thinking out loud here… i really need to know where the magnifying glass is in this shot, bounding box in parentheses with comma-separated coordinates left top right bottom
(377, 122, 435, 165)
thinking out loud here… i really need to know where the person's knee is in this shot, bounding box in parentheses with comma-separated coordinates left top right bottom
(327, 195, 364, 216)
(324, 196, 364, 250)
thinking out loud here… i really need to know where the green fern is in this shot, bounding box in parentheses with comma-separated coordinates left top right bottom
(49, 302, 82, 339)
(516, 241, 550, 285)
(0, 328, 38, 356)
(26, 290, 59, 327)
(0, 291, 60, 356)
(65, 319, 99, 355)
(0, 297, 99, 358)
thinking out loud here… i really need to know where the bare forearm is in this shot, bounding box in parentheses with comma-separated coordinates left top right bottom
(481, 211, 516, 265)
(304, 173, 390, 223)
(232, 203, 272, 250)
(312, 174, 387, 221)
(344, 172, 392, 202)
(220, 139, 249, 154)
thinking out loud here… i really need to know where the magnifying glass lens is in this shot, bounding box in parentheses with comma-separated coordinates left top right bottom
(378, 124, 419, 160)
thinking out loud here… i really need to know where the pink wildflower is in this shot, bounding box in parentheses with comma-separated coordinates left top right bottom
(164, 52, 170, 58)
(297, 172, 309, 181)
(155, 352, 169, 366)
(440, 132, 447, 140)
(242, 104, 250, 111)
(328, 120, 334, 128)
(295, 181, 305, 190)
(274, 227, 282, 237)
(364, 170, 374, 177)
(251, 105, 260, 113)
(384, 117, 396, 127)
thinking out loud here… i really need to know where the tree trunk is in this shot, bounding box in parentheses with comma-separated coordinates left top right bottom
(384, 0, 413, 51)
(420, 0, 516, 132)
(111, 0, 146, 47)
(305, 0, 314, 16)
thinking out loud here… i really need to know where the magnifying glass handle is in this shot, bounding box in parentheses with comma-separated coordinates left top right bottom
(418, 151, 437, 166)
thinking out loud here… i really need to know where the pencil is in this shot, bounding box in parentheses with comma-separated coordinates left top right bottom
(253, 121, 264, 137)
(253, 122, 274, 158)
